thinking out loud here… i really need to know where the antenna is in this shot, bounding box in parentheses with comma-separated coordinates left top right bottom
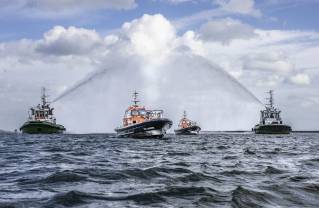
(132, 90, 139, 106)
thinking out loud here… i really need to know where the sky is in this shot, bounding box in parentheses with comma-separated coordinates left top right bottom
(0, 0, 319, 133)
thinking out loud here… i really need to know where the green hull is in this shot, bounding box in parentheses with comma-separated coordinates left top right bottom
(20, 121, 65, 134)
(254, 124, 291, 134)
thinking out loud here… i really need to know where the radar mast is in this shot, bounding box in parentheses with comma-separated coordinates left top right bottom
(132, 91, 139, 106)
(41, 87, 48, 107)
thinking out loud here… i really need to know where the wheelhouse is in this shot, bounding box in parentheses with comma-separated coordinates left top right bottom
(178, 111, 197, 129)
(259, 90, 283, 125)
(28, 88, 56, 123)
(122, 92, 164, 127)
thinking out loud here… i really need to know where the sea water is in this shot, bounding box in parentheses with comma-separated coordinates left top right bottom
(0, 132, 319, 207)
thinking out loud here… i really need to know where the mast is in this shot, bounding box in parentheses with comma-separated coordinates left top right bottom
(132, 91, 139, 106)
(41, 87, 48, 107)
(183, 110, 187, 119)
(266, 90, 274, 108)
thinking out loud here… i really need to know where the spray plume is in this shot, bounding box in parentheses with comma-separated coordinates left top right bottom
(52, 53, 262, 133)
(53, 55, 262, 105)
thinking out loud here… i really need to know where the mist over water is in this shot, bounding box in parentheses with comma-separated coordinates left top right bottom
(53, 53, 262, 133)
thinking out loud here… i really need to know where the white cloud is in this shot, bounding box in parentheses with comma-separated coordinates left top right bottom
(104, 35, 119, 46)
(199, 18, 257, 43)
(0, 0, 137, 18)
(290, 73, 311, 85)
(255, 75, 284, 87)
(36, 26, 103, 55)
(122, 14, 177, 59)
(242, 52, 294, 73)
(214, 0, 261, 17)
(180, 31, 206, 56)
(173, 0, 261, 29)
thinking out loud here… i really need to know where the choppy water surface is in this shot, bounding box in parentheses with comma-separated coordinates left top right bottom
(1, 133, 319, 208)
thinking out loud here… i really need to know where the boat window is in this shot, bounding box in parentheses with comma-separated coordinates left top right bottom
(125, 110, 131, 118)
(131, 110, 139, 116)
(140, 110, 146, 116)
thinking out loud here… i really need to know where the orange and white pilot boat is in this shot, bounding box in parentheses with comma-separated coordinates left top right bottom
(174, 111, 201, 135)
(115, 91, 172, 138)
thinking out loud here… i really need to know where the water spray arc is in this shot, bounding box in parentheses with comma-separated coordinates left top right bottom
(194, 55, 263, 105)
(52, 54, 263, 132)
(52, 67, 110, 103)
(52, 55, 262, 106)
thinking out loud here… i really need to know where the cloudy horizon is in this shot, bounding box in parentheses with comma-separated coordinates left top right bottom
(0, 0, 319, 133)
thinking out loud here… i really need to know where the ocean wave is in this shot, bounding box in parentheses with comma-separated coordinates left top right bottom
(121, 166, 194, 180)
(122, 185, 218, 205)
(289, 175, 310, 182)
(177, 172, 222, 183)
(216, 145, 230, 150)
(46, 190, 93, 207)
(264, 166, 285, 174)
(44, 170, 86, 183)
(303, 183, 319, 193)
(45, 186, 220, 206)
(244, 148, 256, 155)
(17, 170, 86, 185)
(167, 152, 191, 156)
(220, 169, 260, 176)
(0, 202, 16, 208)
(231, 186, 276, 208)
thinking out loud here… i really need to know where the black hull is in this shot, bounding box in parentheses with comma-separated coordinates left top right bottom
(20, 121, 66, 134)
(253, 124, 291, 134)
(174, 125, 201, 135)
(115, 118, 172, 138)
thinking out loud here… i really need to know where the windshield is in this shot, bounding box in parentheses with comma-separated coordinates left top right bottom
(131, 110, 139, 116)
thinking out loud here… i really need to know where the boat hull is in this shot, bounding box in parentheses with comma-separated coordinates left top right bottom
(253, 124, 291, 134)
(174, 125, 201, 135)
(115, 118, 172, 138)
(20, 121, 66, 134)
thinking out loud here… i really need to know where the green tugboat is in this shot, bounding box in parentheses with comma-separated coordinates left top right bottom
(20, 88, 66, 134)
(253, 90, 291, 134)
